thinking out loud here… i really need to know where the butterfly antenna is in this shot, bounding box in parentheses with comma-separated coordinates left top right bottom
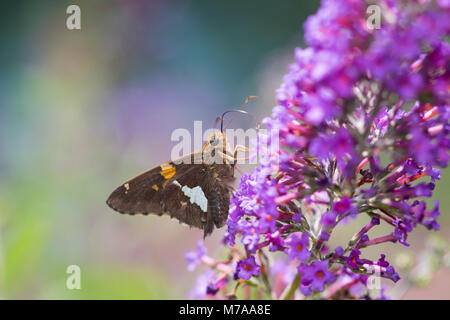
(220, 109, 261, 133)
(222, 96, 258, 131)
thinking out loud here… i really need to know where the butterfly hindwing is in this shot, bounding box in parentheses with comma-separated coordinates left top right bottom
(161, 165, 209, 230)
(161, 163, 234, 237)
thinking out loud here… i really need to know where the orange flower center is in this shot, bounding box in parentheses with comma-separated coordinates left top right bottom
(296, 244, 303, 251)
(244, 264, 252, 271)
(316, 271, 324, 279)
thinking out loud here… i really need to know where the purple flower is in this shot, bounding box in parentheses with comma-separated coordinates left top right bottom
(359, 234, 369, 243)
(393, 72, 423, 100)
(331, 129, 356, 163)
(186, 0, 450, 301)
(384, 266, 400, 283)
(188, 270, 216, 299)
(321, 211, 337, 227)
(258, 212, 278, 234)
(426, 165, 441, 182)
(422, 201, 441, 231)
(206, 277, 228, 296)
(309, 129, 355, 163)
(320, 230, 330, 241)
(332, 196, 356, 216)
(222, 218, 238, 246)
(334, 246, 344, 257)
(236, 256, 261, 280)
(185, 241, 207, 271)
(292, 212, 302, 223)
(285, 232, 311, 262)
(299, 260, 335, 292)
(410, 128, 436, 164)
(377, 254, 389, 268)
(267, 230, 286, 252)
(346, 249, 362, 270)
(300, 284, 313, 297)
(239, 220, 260, 253)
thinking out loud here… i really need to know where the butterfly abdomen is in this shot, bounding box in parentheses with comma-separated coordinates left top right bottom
(207, 183, 232, 230)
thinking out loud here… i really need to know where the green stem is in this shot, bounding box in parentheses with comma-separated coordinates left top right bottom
(282, 272, 301, 300)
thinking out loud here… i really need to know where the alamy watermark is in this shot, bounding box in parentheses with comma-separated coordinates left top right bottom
(66, 5, 81, 30)
(366, 4, 381, 30)
(66, 265, 81, 290)
(366, 264, 382, 296)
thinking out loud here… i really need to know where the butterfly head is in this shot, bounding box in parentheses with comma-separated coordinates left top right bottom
(204, 104, 258, 164)
(202, 131, 229, 158)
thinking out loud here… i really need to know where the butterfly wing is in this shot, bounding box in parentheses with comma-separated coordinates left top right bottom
(161, 163, 234, 237)
(106, 152, 235, 237)
(106, 156, 194, 216)
(160, 165, 210, 231)
(106, 171, 161, 215)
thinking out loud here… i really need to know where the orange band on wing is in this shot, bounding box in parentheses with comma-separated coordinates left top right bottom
(161, 166, 176, 179)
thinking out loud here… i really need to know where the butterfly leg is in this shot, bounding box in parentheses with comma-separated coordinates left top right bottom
(233, 144, 249, 164)
(216, 144, 249, 165)
(218, 149, 248, 165)
(234, 166, 244, 175)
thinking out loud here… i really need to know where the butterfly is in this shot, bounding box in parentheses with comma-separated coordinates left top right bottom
(106, 97, 256, 238)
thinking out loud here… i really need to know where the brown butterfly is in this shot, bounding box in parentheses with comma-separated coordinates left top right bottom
(106, 97, 256, 238)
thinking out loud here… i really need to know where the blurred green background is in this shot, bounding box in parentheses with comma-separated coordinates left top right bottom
(0, 0, 448, 299)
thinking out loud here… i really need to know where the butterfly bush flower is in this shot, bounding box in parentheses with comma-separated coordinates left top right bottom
(185, 240, 207, 271)
(285, 232, 311, 262)
(299, 261, 336, 295)
(235, 256, 261, 280)
(186, 0, 449, 299)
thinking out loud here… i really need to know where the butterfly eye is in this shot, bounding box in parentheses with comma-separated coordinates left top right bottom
(209, 137, 218, 146)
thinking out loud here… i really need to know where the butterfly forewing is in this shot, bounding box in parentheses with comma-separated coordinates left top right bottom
(106, 160, 189, 215)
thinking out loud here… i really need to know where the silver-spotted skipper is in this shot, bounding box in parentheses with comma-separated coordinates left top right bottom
(106, 97, 256, 238)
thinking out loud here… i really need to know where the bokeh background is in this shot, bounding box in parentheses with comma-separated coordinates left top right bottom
(0, 0, 448, 299)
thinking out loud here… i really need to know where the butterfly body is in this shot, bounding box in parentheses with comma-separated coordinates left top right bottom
(106, 131, 239, 238)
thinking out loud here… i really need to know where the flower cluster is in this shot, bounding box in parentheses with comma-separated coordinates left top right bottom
(186, 0, 449, 299)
